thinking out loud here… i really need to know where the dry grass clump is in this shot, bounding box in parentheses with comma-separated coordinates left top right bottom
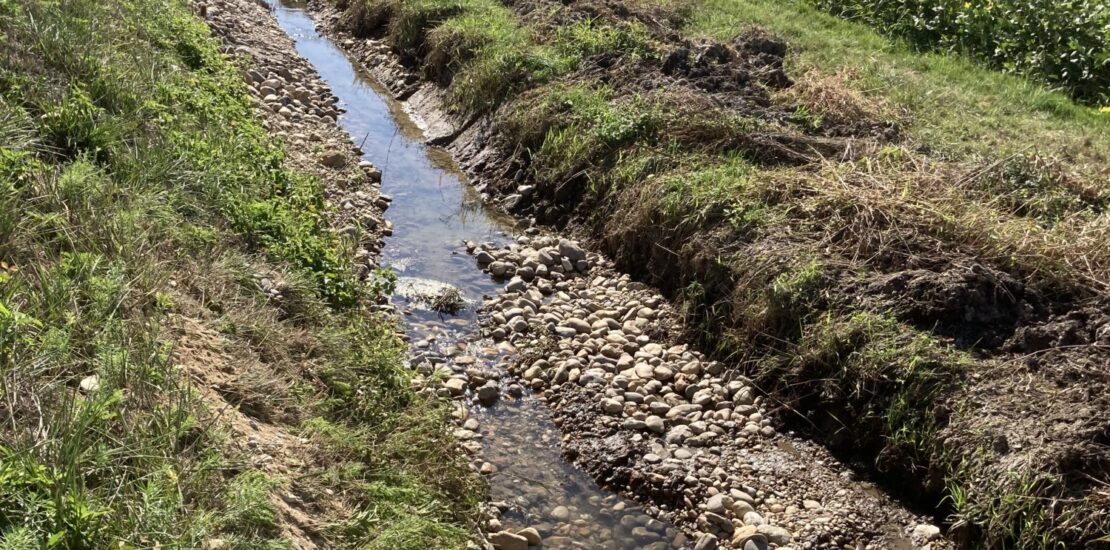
(775, 68, 907, 132)
(428, 286, 467, 314)
(782, 151, 1110, 293)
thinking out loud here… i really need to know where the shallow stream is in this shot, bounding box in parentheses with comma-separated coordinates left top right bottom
(269, 1, 681, 547)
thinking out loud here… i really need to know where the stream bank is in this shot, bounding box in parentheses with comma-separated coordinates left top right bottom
(301, 0, 1110, 547)
(261, 1, 956, 548)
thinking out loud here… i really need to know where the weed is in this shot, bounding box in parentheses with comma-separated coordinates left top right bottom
(500, 84, 662, 190)
(784, 312, 966, 477)
(300, 407, 480, 548)
(428, 287, 466, 314)
(967, 153, 1107, 223)
(651, 154, 774, 233)
(349, 0, 662, 115)
(552, 19, 655, 61)
(220, 471, 282, 542)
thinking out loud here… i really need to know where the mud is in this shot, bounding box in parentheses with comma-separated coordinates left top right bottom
(662, 32, 791, 97)
(853, 265, 1044, 348)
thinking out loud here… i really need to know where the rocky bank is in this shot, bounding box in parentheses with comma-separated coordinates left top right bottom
(455, 235, 949, 549)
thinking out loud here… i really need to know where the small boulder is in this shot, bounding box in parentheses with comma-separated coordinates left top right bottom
(79, 374, 100, 393)
(912, 524, 942, 542)
(477, 383, 499, 406)
(756, 524, 792, 545)
(693, 533, 719, 550)
(550, 505, 571, 522)
(489, 530, 528, 550)
(445, 378, 466, 396)
(518, 527, 542, 545)
(318, 150, 346, 168)
(557, 239, 587, 262)
(505, 277, 526, 293)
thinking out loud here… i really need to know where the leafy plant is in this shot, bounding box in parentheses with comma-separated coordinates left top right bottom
(811, 0, 1110, 103)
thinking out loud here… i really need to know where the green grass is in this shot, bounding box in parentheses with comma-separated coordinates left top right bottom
(301, 410, 478, 548)
(0, 0, 478, 546)
(783, 311, 967, 460)
(810, 0, 1110, 104)
(501, 84, 663, 188)
(682, 0, 1110, 175)
(350, 0, 658, 114)
(219, 471, 284, 544)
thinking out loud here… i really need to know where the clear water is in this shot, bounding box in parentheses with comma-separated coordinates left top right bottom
(268, 2, 681, 547)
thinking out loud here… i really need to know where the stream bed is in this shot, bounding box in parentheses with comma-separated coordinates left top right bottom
(269, 1, 683, 547)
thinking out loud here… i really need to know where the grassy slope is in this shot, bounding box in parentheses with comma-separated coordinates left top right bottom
(640, 4, 1110, 545)
(686, 0, 1110, 173)
(340, 0, 1109, 546)
(0, 0, 475, 547)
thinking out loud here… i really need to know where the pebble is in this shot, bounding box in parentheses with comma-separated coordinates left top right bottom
(506, 277, 526, 292)
(488, 530, 528, 550)
(693, 533, 719, 550)
(518, 527, 542, 545)
(477, 383, 498, 405)
(757, 525, 793, 545)
(913, 523, 942, 541)
(558, 239, 587, 262)
(705, 494, 729, 515)
(445, 378, 466, 396)
(702, 512, 734, 534)
(79, 374, 100, 393)
(551, 505, 571, 522)
(602, 398, 624, 414)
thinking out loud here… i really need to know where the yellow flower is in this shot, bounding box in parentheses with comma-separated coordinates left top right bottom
(1100, 106, 1110, 114)
(963, 1, 971, 7)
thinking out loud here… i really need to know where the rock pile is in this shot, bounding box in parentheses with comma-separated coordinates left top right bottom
(243, 65, 343, 124)
(468, 236, 788, 548)
(467, 235, 947, 550)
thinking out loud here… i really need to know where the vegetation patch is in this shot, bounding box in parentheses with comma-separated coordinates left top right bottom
(683, 0, 1110, 170)
(0, 0, 477, 547)
(343, 0, 660, 114)
(810, 0, 1110, 104)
